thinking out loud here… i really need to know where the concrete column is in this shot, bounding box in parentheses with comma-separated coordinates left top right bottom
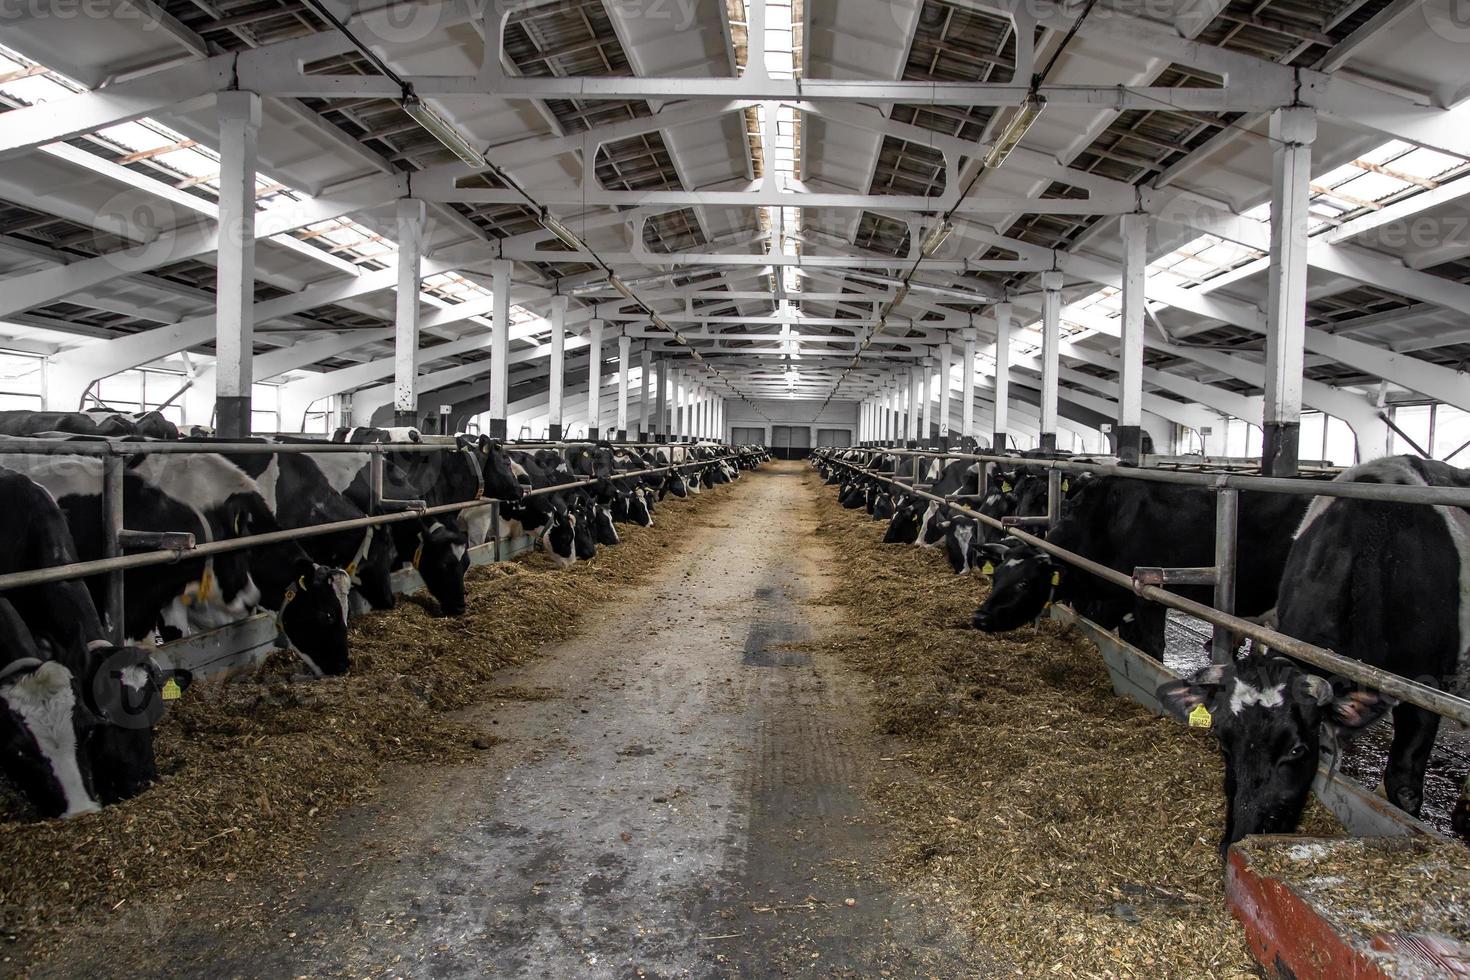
(616, 333, 631, 440)
(213, 91, 261, 438)
(669, 368, 682, 440)
(882, 384, 894, 444)
(1117, 213, 1147, 463)
(653, 358, 669, 441)
(938, 342, 953, 447)
(909, 364, 923, 446)
(392, 199, 426, 427)
(638, 348, 652, 440)
(1263, 107, 1317, 477)
(1039, 272, 1063, 451)
(920, 358, 935, 446)
(546, 295, 567, 439)
(961, 327, 977, 442)
(585, 318, 604, 440)
(993, 303, 1012, 452)
(487, 259, 512, 440)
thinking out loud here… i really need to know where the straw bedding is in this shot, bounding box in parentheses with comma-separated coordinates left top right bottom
(0, 480, 734, 962)
(803, 467, 1341, 977)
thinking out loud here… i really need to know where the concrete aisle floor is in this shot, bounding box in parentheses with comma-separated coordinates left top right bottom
(37, 462, 989, 979)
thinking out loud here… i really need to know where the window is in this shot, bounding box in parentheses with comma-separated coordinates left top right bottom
(0, 350, 44, 411)
(1389, 404, 1433, 457)
(1433, 405, 1470, 463)
(251, 382, 281, 434)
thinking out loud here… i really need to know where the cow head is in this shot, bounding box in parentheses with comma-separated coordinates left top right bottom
(882, 500, 923, 544)
(571, 500, 598, 559)
(917, 502, 948, 548)
(464, 435, 523, 502)
(83, 643, 192, 803)
(1158, 658, 1391, 854)
(970, 542, 1058, 632)
(627, 487, 653, 527)
(544, 507, 577, 568)
(412, 521, 470, 616)
(0, 657, 101, 819)
(873, 492, 896, 521)
(591, 502, 620, 546)
(943, 517, 979, 575)
(663, 471, 688, 499)
(276, 560, 352, 676)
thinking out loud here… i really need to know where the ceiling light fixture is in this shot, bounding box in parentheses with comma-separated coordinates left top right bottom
(919, 219, 953, 258)
(984, 92, 1046, 170)
(400, 95, 486, 168)
(540, 210, 583, 251)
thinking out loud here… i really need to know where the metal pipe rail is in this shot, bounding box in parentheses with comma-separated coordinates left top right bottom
(814, 449, 1470, 729)
(0, 449, 756, 597)
(863, 446, 1470, 508)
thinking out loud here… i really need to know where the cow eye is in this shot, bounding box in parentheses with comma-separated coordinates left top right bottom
(1282, 742, 1308, 761)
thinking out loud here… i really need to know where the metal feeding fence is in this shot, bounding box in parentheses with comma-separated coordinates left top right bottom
(0, 437, 758, 677)
(813, 445, 1470, 838)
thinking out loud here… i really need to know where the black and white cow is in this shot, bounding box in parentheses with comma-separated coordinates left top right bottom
(224, 449, 398, 613)
(1, 452, 352, 676)
(972, 475, 1307, 659)
(0, 409, 179, 440)
(0, 467, 188, 816)
(1159, 456, 1470, 851)
(332, 425, 421, 444)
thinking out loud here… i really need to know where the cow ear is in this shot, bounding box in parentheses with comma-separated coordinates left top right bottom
(1157, 665, 1227, 725)
(977, 542, 1010, 563)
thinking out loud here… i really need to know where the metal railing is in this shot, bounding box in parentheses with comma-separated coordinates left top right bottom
(0, 435, 760, 643)
(814, 446, 1470, 729)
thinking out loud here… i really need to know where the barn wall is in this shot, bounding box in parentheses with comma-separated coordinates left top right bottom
(725, 399, 860, 450)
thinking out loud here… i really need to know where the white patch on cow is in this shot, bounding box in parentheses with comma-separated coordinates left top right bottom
(257, 457, 282, 512)
(131, 454, 262, 513)
(329, 569, 352, 623)
(915, 501, 941, 548)
(508, 460, 531, 484)
(0, 454, 104, 503)
(0, 662, 99, 817)
(306, 453, 370, 496)
(951, 524, 974, 574)
(451, 543, 468, 562)
(1229, 680, 1285, 715)
(119, 665, 149, 692)
(1001, 557, 1024, 569)
(381, 427, 421, 444)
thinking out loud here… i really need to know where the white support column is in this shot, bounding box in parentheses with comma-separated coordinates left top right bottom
(1118, 212, 1147, 463)
(961, 327, 977, 443)
(654, 358, 669, 441)
(585, 318, 604, 440)
(546, 294, 568, 439)
(616, 334, 631, 439)
(921, 358, 935, 445)
(993, 303, 1012, 452)
(392, 199, 426, 428)
(213, 91, 260, 438)
(672, 369, 684, 440)
(908, 363, 924, 445)
(488, 259, 512, 440)
(1263, 107, 1317, 477)
(860, 399, 870, 444)
(883, 384, 895, 444)
(1039, 273, 1064, 451)
(639, 348, 652, 440)
(690, 384, 701, 441)
(938, 342, 953, 446)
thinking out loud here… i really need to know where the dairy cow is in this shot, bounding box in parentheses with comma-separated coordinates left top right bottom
(1159, 456, 1470, 851)
(0, 468, 188, 816)
(972, 475, 1307, 659)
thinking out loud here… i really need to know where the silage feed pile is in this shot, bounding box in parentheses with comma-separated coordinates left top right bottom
(0, 479, 733, 961)
(803, 468, 1341, 977)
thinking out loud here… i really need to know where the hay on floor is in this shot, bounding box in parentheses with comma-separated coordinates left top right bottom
(803, 466, 1340, 976)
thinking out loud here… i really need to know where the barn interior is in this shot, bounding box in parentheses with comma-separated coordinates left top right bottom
(1, 0, 1469, 974)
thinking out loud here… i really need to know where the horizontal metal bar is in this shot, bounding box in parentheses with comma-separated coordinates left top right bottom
(117, 529, 195, 551)
(816, 450, 1470, 727)
(1132, 565, 1219, 586)
(866, 447, 1470, 508)
(1000, 516, 1051, 527)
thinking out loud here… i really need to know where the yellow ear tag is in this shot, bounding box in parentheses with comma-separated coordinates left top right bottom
(412, 543, 424, 569)
(1001, 482, 1012, 492)
(1050, 571, 1061, 586)
(1188, 704, 1212, 728)
(161, 678, 182, 701)
(981, 561, 995, 575)
(1062, 479, 1070, 492)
